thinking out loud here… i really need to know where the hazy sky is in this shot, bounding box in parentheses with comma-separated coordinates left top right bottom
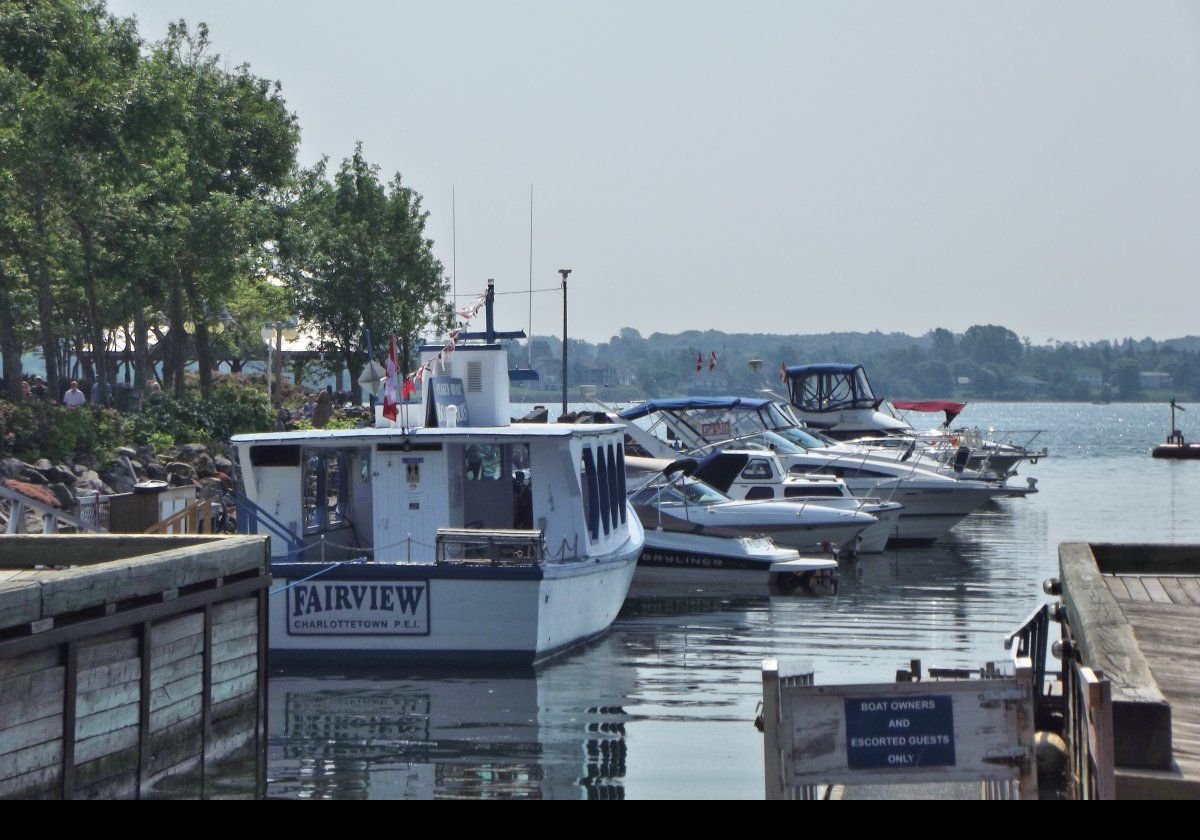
(107, 1, 1200, 344)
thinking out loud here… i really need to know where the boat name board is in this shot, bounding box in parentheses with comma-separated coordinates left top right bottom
(286, 579, 431, 636)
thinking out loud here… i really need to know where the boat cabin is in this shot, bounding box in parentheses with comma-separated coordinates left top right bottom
(784, 364, 878, 415)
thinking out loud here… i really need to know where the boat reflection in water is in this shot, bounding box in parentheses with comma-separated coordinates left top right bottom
(268, 642, 634, 799)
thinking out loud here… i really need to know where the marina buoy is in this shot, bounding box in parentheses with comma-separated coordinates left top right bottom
(1152, 398, 1200, 458)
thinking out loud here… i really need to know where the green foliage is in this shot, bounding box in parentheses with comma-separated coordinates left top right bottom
(127, 376, 274, 444)
(0, 401, 126, 463)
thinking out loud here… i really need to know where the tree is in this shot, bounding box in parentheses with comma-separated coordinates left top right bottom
(280, 146, 447, 401)
(961, 325, 1023, 367)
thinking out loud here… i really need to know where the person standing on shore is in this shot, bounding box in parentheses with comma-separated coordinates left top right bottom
(63, 380, 86, 409)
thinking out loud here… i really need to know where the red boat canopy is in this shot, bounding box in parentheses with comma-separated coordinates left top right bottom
(890, 400, 967, 427)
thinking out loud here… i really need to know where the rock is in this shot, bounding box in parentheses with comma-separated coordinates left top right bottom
(18, 465, 48, 485)
(135, 444, 157, 465)
(168, 472, 194, 488)
(193, 452, 217, 478)
(179, 443, 209, 460)
(47, 464, 76, 485)
(214, 454, 234, 473)
(34, 458, 52, 471)
(73, 469, 111, 495)
(46, 482, 76, 509)
(197, 476, 226, 501)
(100, 470, 135, 495)
(165, 461, 196, 480)
(1, 458, 24, 479)
(213, 471, 236, 491)
(115, 446, 138, 460)
(145, 461, 167, 481)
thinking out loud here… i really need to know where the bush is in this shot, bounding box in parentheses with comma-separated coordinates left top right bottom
(126, 377, 275, 445)
(0, 400, 127, 463)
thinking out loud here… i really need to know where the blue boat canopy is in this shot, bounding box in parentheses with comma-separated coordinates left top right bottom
(784, 363, 865, 377)
(618, 397, 773, 421)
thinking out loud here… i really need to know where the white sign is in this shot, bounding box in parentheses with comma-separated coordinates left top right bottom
(286, 579, 430, 635)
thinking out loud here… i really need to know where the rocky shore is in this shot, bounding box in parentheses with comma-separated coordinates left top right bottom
(0, 442, 236, 511)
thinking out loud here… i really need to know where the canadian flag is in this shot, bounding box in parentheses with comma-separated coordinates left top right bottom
(696, 352, 703, 373)
(382, 335, 399, 421)
(709, 351, 717, 371)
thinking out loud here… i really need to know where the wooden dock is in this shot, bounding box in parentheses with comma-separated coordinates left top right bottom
(0, 534, 270, 799)
(1059, 543, 1200, 798)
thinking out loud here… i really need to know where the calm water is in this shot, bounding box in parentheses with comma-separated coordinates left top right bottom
(262, 402, 1200, 799)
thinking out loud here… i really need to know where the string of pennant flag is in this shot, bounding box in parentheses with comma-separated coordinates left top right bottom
(381, 285, 490, 422)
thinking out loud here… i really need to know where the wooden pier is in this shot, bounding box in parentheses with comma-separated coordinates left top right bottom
(0, 534, 270, 799)
(1059, 542, 1200, 798)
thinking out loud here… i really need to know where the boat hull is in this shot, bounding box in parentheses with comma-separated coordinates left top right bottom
(269, 547, 640, 667)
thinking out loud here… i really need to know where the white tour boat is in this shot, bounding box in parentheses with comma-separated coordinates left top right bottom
(231, 285, 643, 666)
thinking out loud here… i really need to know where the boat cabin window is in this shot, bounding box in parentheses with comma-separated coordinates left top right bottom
(740, 459, 774, 480)
(302, 449, 350, 534)
(745, 486, 774, 500)
(792, 367, 876, 412)
(465, 444, 503, 481)
(784, 485, 844, 498)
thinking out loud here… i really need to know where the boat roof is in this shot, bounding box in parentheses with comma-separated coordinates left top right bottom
(784, 363, 865, 376)
(231, 422, 626, 445)
(618, 397, 773, 421)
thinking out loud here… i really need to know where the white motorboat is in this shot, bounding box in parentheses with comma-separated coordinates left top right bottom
(231, 283, 642, 666)
(614, 399, 1006, 543)
(626, 465, 875, 555)
(782, 364, 1047, 477)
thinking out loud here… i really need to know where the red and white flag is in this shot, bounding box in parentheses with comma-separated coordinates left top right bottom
(709, 351, 717, 371)
(382, 335, 399, 421)
(696, 353, 703, 372)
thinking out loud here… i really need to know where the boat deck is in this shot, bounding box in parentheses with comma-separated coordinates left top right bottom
(1103, 572, 1200, 785)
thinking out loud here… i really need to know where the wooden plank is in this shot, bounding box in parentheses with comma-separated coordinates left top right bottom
(0, 739, 61, 783)
(1058, 543, 1173, 770)
(0, 665, 65, 707)
(149, 695, 202, 733)
(76, 679, 139, 718)
(1178, 577, 1200, 606)
(75, 702, 139, 741)
(0, 764, 59, 799)
(212, 654, 256, 685)
(0, 713, 63, 758)
(1157, 576, 1192, 606)
(138, 620, 150, 798)
(74, 768, 137, 801)
(76, 659, 140, 694)
(77, 635, 138, 670)
(1105, 576, 1131, 601)
(211, 617, 257, 646)
(1122, 576, 1153, 603)
(0, 648, 59, 681)
(146, 715, 203, 779)
(60, 641, 76, 799)
(0, 581, 42, 632)
(151, 613, 204, 648)
(150, 634, 203, 669)
(74, 724, 138, 765)
(1142, 577, 1173, 605)
(212, 634, 257, 666)
(149, 675, 203, 713)
(150, 654, 202, 691)
(213, 598, 257, 624)
(0, 690, 65, 730)
(211, 674, 257, 707)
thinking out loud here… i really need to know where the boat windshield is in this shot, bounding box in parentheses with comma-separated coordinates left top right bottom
(736, 431, 805, 454)
(771, 426, 827, 450)
(633, 478, 729, 508)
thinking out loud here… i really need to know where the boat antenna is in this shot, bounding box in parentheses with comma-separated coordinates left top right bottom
(559, 268, 572, 418)
(451, 186, 457, 304)
(528, 184, 534, 367)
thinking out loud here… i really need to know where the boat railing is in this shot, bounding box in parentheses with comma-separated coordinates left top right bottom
(436, 528, 545, 566)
